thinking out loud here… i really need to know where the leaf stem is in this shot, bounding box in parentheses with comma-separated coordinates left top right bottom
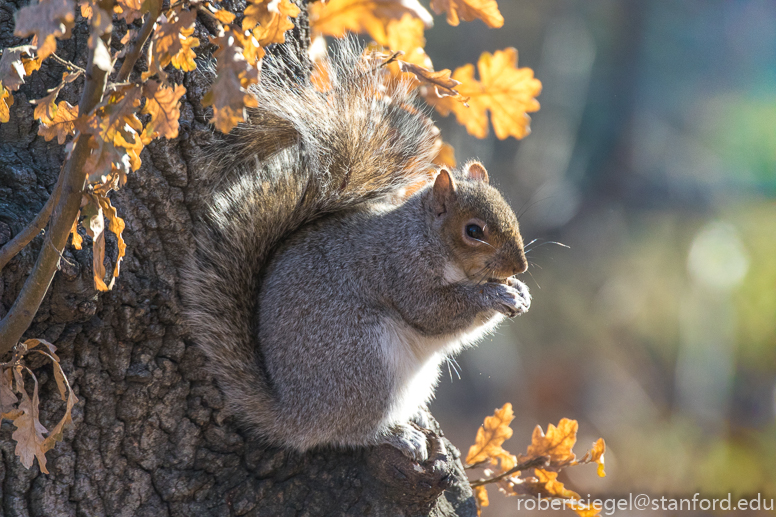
(49, 53, 86, 74)
(469, 456, 550, 488)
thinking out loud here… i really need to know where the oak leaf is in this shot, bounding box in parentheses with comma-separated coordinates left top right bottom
(145, 8, 199, 79)
(576, 437, 606, 477)
(140, 80, 185, 143)
(310, 0, 433, 46)
(22, 339, 79, 456)
(79, 0, 93, 19)
(429, 48, 541, 140)
(0, 368, 17, 413)
(466, 403, 518, 471)
(10, 367, 49, 473)
(70, 216, 83, 249)
(96, 194, 126, 289)
(79, 84, 144, 179)
(473, 485, 489, 515)
(212, 8, 236, 24)
(0, 46, 39, 91)
(114, 0, 145, 23)
(525, 417, 578, 467)
(0, 83, 13, 123)
(203, 32, 260, 133)
(385, 14, 432, 80)
(430, 0, 503, 28)
(243, 0, 300, 46)
(14, 0, 76, 60)
(534, 469, 579, 499)
(232, 30, 265, 67)
(36, 100, 79, 144)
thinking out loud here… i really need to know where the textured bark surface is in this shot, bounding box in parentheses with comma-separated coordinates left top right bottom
(0, 0, 477, 515)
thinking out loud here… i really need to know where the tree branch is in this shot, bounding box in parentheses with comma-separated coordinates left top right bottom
(468, 456, 550, 488)
(0, 0, 115, 357)
(116, 0, 162, 83)
(0, 174, 63, 271)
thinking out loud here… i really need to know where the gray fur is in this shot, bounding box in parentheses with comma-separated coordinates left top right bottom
(182, 41, 530, 462)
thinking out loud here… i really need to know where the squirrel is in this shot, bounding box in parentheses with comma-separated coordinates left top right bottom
(182, 40, 531, 462)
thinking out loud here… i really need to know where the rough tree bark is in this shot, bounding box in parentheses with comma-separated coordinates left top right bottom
(0, 0, 478, 514)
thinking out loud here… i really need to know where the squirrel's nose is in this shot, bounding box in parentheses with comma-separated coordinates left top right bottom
(513, 250, 528, 275)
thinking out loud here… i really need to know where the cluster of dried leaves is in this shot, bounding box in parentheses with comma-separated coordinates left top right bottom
(0, 0, 543, 475)
(0, 0, 542, 291)
(466, 404, 606, 516)
(1, 340, 78, 474)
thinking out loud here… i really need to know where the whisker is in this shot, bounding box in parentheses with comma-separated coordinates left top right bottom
(527, 269, 541, 289)
(471, 237, 495, 249)
(525, 240, 569, 253)
(448, 356, 461, 380)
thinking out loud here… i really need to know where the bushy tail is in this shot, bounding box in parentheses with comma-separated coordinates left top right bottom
(181, 40, 437, 435)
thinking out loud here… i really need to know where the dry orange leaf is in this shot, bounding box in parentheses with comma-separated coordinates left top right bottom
(576, 437, 606, 477)
(0, 368, 18, 413)
(385, 13, 432, 80)
(77, 84, 144, 184)
(213, 8, 236, 24)
(474, 484, 489, 514)
(70, 216, 83, 249)
(96, 194, 126, 289)
(114, 0, 145, 23)
(81, 194, 109, 290)
(0, 46, 40, 92)
(430, 0, 503, 28)
(0, 83, 13, 123)
(466, 403, 517, 471)
(78, 0, 93, 19)
(14, 0, 75, 60)
(429, 48, 541, 140)
(141, 80, 186, 143)
(526, 417, 578, 467)
(232, 30, 266, 67)
(36, 100, 79, 144)
(10, 367, 49, 473)
(243, 0, 300, 46)
(145, 8, 200, 80)
(203, 31, 260, 133)
(310, 0, 433, 46)
(534, 469, 580, 499)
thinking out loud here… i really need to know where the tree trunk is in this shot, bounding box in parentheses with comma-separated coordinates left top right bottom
(0, 1, 477, 514)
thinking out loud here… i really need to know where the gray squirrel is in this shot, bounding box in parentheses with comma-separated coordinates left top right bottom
(182, 40, 531, 462)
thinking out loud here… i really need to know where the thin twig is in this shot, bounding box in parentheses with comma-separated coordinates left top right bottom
(469, 456, 550, 488)
(49, 53, 86, 73)
(116, 0, 163, 82)
(0, 173, 63, 271)
(0, 0, 116, 357)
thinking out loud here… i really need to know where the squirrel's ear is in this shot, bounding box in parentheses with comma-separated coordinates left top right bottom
(462, 161, 489, 183)
(431, 169, 456, 216)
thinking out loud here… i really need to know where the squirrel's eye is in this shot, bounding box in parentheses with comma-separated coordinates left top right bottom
(466, 224, 484, 240)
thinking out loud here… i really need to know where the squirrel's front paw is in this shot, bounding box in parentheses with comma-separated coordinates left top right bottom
(381, 423, 429, 462)
(485, 279, 531, 317)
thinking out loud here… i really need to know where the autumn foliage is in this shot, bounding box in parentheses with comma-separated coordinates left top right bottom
(466, 404, 606, 516)
(0, 0, 593, 511)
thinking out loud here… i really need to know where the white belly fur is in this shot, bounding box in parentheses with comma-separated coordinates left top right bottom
(379, 311, 505, 426)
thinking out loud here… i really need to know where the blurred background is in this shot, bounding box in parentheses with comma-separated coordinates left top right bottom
(420, 0, 776, 513)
